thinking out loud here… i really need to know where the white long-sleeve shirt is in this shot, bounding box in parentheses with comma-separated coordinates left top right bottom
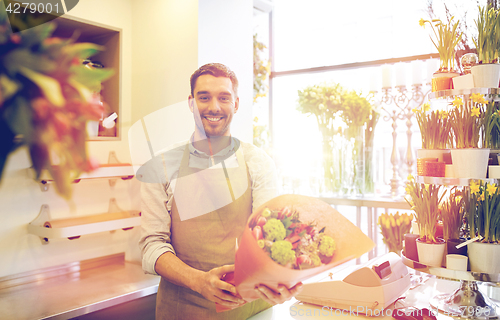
(138, 137, 278, 275)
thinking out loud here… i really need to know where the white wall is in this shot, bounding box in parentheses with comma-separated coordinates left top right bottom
(198, 0, 254, 143)
(0, 0, 254, 278)
(0, 0, 138, 278)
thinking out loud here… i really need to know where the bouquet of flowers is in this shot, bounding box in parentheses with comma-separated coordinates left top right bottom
(217, 194, 375, 312)
(249, 206, 336, 270)
(0, 4, 114, 199)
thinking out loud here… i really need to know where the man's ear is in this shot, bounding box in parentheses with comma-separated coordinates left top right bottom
(188, 95, 194, 113)
(234, 97, 239, 113)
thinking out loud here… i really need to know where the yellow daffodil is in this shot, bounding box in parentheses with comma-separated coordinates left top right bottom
(422, 102, 431, 112)
(471, 93, 487, 105)
(452, 96, 463, 107)
(486, 183, 497, 195)
(419, 18, 426, 27)
(439, 110, 448, 119)
(470, 181, 480, 195)
(479, 193, 485, 202)
(407, 174, 414, 181)
(471, 107, 481, 117)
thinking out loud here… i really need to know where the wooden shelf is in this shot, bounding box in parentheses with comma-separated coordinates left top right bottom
(52, 15, 122, 140)
(28, 200, 140, 243)
(37, 163, 134, 184)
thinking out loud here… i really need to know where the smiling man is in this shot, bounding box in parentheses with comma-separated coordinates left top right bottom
(139, 63, 303, 320)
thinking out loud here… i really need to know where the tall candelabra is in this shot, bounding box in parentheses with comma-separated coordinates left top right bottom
(375, 83, 429, 198)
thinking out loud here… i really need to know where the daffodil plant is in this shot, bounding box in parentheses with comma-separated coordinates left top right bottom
(467, 180, 500, 243)
(378, 212, 412, 254)
(473, 6, 500, 64)
(414, 102, 451, 149)
(441, 187, 465, 240)
(405, 175, 447, 243)
(419, 17, 462, 72)
(448, 94, 486, 148)
(482, 101, 500, 149)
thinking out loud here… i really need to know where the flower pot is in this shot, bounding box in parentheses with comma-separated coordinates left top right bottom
(446, 238, 467, 256)
(489, 165, 500, 179)
(450, 148, 490, 179)
(446, 254, 468, 271)
(452, 74, 474, 90)
(416, 238, 446, 267)
(468, 242, 500, 274)
(416, 149, 452, 164)
(471, 63, 500, 88)
(417, 158, 437, 176)
(426, 161, 445, 177)
(404, 233, 419, 261)
(432, 72, 460, 92)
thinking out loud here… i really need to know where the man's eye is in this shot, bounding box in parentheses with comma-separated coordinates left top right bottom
(199, 96, 209, 101)
(220, 97, 230, 102)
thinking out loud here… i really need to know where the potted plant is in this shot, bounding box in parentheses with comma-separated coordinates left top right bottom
(466, 180, 500, 273)
(414, 102, 452, 176)
(441, 187, 467, 256)
(471, 6, 500, 88)
(448, 94, 490, 179)
(405, 175, 447, 267)
(419, 17, 462, 91)
(378, 212, 412, 255)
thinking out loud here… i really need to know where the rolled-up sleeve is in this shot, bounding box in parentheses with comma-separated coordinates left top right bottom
(139, 180, 175, 275)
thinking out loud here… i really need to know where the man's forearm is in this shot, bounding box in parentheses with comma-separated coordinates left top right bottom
(155, 251, 204, 293)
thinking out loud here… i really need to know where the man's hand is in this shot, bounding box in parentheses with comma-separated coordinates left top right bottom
(254, 282, 303, 305)
(194, 264, 246, 307)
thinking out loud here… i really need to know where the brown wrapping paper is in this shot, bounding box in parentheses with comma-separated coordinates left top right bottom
(216, 194, 375, 312)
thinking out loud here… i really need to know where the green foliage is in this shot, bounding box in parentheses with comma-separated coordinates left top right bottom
(468, 181, 500, 242)
(473, 6, 500, 64)
(420, 17, 462, 71)
(0, 2, 114, 199)
(441, 187, 465, 240)
(405, 176, 447, 243)
(253, 34, 270, 103)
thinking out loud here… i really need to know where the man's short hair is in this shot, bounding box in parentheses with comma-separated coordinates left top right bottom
(190, 63, 239, 97)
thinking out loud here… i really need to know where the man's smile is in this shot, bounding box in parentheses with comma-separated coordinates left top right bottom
(205, 116, 224, 123)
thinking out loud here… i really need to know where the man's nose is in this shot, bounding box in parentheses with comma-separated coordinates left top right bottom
(208, 99, 221, 112)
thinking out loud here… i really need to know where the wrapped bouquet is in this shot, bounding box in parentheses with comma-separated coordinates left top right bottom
(217, 194, 375, 312)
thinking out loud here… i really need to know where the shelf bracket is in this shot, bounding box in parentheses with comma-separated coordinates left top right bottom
(108, 151, 120, 187)
(29, 205, 52, 244)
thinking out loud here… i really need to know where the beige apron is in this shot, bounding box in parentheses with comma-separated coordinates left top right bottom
(156, 145, 270, 320)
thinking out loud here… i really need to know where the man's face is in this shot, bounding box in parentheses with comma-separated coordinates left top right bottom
(189, 74, 239, 137)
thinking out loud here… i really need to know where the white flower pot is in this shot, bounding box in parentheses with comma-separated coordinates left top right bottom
(489, 165, 500, 179)
(471, 64, 500, 88)
(468, 242, 500, 274)
(452, 74, 474, 90)
(416, 238, 446, 267)
(450, 148, 490, 179)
